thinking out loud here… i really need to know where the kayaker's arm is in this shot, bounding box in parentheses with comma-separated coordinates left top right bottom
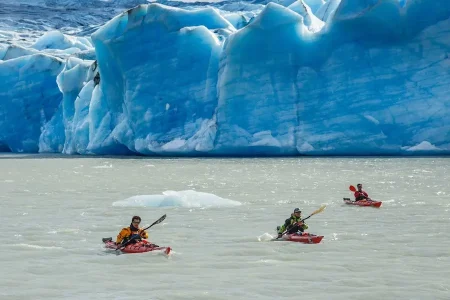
(301, 222, 308, 230)
(116, 227, 130, 244)
(278, 218, 292, 234)
(139, 229, 149, 239)
(293, 221, 308, 231)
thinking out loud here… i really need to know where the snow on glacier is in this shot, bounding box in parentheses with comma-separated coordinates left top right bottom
(303, 0, 326, 14)
(1, 0, 450, 156)
(32, 31, 93, 52)
(288, 1, 325, 32)
(0, 45, 39, 61)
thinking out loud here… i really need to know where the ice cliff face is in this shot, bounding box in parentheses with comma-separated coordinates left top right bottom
(1, 0, 450, 156)
(0, 54, 64, 152)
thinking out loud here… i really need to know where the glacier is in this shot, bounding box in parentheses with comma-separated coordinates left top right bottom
(1, 0, 450, 156)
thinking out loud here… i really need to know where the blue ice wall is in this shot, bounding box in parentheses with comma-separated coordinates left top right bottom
(1, 0, 449, 156)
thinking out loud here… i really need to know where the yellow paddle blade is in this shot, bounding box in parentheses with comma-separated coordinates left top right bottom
(311, 204, 326, 216)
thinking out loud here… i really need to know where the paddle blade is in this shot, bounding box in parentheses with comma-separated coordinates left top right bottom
(143, 214, 167, 230)
(349, 185, 356, 192)
(311, 204, 326, 216)
(153, 214, 166, 225)
(300, 205, 327, 222)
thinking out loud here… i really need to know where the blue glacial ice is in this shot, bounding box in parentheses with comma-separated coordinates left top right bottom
(1, 0, 450, 156)
(0, 54, 64, 152)
(112, 190, 242, 208)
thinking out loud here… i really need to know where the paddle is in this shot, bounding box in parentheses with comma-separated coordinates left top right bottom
(142, 214, 167, 231)
(116, 214, 167, 250)
(300, 205, 326, 222)
(277, 205, 326, 238)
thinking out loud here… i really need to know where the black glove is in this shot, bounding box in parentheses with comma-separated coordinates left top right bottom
(277, 233, 283, 238)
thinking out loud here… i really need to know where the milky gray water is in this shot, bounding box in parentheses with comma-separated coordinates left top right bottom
(0, 154, 449, 300)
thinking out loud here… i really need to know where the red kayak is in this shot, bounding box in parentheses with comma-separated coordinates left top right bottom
(275, 232, 324, 244)
(102, 238, 171, 255)
(343, 198, 382, 208)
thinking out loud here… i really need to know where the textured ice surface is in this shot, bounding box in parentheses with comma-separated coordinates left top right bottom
(1, 0, 450, 156)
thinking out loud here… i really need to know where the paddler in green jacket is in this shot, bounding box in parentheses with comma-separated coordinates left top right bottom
(277, 208, 309, 238)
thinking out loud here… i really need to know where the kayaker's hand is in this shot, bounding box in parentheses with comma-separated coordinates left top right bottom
(277, 233, 282, 238)
(130, 234, 140, 240)
(140, 231, 146, 237)
(297, 221, 304, 226)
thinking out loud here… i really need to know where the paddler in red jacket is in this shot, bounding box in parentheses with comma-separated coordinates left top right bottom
(354, 184, 370, 201)
(116, 216, 149, 244)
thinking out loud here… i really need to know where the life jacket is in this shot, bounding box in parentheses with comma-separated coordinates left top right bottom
(287, 214, 308, 231)
(116, 226, 147, 244)
(355, 191, 368, 201)
(123, 227, 141, 236)
(289, 215, 301, 225)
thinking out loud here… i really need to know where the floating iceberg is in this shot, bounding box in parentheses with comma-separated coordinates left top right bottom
(112, 190, 242, 208)
(1, 0, 450, 156)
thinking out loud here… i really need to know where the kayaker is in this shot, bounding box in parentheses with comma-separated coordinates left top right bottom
(277, 208, 309, 238)
(354, 183, 370, 201)
(116, 216, 149, 245)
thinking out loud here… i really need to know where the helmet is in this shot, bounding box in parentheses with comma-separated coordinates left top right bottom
(294, 208, 301, 213)
(131, 216, 141, 222)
